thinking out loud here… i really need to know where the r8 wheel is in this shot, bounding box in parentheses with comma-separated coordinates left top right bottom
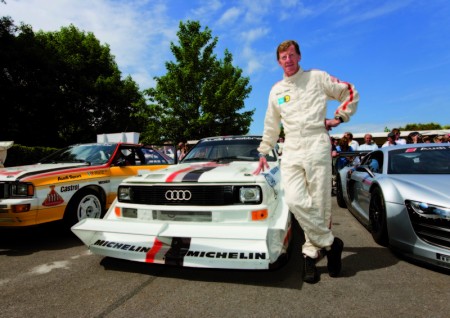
(369, 187, 389, 246)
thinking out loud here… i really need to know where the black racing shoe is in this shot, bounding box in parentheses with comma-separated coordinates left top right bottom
(303, 256, 319, 284)
(327, 237, 344, 277)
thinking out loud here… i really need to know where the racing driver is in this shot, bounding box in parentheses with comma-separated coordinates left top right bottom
(254, 40, 359, 284)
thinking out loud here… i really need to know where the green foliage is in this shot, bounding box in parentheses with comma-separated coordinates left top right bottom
(142, 20, 254, 144)
(4, 144, 59, 167)
(1, 17, 146, 147)
(398, 122, 443, 131)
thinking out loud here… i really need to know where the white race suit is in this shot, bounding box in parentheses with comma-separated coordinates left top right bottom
(257, 67, 359, 258)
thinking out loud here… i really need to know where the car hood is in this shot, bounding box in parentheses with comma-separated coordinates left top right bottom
(123, 161, 276, 184)
(388, 174, 450, 204)
(0, 162, 90, 182)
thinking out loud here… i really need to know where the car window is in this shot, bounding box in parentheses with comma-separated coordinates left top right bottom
(388, 146, 450, 174)
(182, 137, 277, 163)
(360, 151, 383, 174)
(142, 148, 170, 165)
(40, 143, 117, 165)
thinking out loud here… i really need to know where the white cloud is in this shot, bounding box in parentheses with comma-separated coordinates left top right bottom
(3, 0, 177, 89)
(240, 27, 269, 43)
(217, 6, 242, 26)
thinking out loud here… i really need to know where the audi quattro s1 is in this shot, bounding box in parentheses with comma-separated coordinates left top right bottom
(72, 135, 292, 270)
(0, 140, 174, 228)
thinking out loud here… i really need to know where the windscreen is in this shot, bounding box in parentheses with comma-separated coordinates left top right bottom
(388, 146, 450, 174)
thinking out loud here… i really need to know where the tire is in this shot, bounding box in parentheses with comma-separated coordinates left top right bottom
(336, 173, 347, 208)
(369, 187, 389, 246)
(64, 189, 104, 227)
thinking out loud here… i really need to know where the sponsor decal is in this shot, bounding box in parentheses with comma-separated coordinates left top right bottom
(420, 146, 449, 151)
(42, 185, 64, 206)
(93, 238, 267, 263)
(93, 239, 151, 253)
(87, 170, 108, 176)
(60, 184, 79, 192)
(58, 174, 82, 181)
(277, 95, 290, 105)
(262, 166, 280, 188)
(185, 251, 266, 260)
(98, 180, 110, 184)
(362, 175, 372, 185)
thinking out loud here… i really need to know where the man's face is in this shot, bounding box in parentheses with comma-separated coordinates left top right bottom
(278, 45, 301, 77)
(364, 135, 372, 144)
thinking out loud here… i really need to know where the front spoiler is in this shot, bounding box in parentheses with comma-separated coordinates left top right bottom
(72, 218, 291, 270)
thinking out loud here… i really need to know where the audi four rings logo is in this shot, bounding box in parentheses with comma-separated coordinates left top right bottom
(165, 190, 192, 200)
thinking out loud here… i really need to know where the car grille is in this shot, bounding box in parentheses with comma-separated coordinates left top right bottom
(406, 205, 450, 249)
(125, 185, 235, 206)
(0, 183, 10, 199)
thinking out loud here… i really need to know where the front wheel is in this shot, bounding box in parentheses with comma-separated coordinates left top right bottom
(369, 187, 389, 246)
(64, 189, 104, 227)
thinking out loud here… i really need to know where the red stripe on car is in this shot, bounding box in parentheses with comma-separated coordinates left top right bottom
(145, 238, 163, 263)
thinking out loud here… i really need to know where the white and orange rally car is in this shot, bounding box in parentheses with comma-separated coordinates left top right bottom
(72, 136, 292, 270)
(0, 134, 174, 228)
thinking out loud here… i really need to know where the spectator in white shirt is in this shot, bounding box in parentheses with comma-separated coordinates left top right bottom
(382, 132, 397, 147)
(344, 132, 359, 150)
(392, 128, 406, 145)
(358, 134, 379, 151)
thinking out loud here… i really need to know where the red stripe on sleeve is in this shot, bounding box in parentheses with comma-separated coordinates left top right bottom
(338, 82, 354, 112)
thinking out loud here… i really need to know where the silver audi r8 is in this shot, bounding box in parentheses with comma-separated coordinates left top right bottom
(336, 144, 450, 270)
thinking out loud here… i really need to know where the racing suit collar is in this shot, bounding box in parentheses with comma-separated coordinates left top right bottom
(283, 66, 304, 83)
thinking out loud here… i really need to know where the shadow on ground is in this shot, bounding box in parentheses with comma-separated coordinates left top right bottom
(100, 221, 401, 289)
(0, 221, 82, 256)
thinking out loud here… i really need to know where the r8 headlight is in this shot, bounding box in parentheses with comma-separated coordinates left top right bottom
(238, 186, 262, 204)
(118, 186, 133, 202)
(408, 200, 450, 219)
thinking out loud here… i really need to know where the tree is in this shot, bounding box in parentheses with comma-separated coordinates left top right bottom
(142, 20, 254, 143)
(1, 18, 146, 147)
(399, 122, 443, 131)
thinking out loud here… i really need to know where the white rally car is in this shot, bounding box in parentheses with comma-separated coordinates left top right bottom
(72, 136, 292, 270)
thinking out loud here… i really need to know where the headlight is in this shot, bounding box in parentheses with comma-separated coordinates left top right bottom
(11, 183, 34, 197)
(118, 186, 132, 201)
(239, 187, 261, 203)
(408, 200, 450, 219)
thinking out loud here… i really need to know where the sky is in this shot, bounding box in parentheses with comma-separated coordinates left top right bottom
(3, 0, 450, 136)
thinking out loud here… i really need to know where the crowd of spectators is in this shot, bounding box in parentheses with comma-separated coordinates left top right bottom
(331, 129, 450, 173)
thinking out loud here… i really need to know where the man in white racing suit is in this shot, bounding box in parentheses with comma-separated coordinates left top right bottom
(254, 40, 359, 284)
